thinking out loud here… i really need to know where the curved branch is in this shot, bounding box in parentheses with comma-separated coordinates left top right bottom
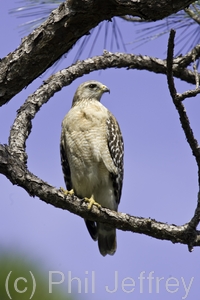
(0, 0, 194, 105)
(0, 144, 199, 248)
(4, 44, 200, 252)
(9, 51, 199, 163)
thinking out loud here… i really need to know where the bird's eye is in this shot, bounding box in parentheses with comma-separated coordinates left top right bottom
(89, 84, 96, 89)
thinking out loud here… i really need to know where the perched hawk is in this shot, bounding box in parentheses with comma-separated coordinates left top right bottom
(60, 80, 124, 256)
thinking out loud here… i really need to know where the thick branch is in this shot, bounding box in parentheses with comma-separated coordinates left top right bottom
(0, 144, 199, 247)
(0, 0, 194, 105)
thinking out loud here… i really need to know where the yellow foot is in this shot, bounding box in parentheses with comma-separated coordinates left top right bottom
(60, 187, 74, 196)
(84, 195, 101, 210)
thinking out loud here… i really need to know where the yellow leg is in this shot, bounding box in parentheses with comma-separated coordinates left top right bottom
(84, 195, 101, 210)
(60, 187, 74, 196)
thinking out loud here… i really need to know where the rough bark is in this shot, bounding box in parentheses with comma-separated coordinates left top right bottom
(0, 0, 194, 105)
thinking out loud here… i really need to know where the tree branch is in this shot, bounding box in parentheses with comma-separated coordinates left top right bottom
(167, 30, 200, 177)
(0, 144, 199, 248)
(167, 29, 200, 251)
(175, 44, 200, 69)
(185, 5, 200, 25)
(0, 0, 194, 105)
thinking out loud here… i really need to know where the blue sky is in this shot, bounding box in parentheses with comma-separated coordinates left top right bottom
(1, 1, 200, 299)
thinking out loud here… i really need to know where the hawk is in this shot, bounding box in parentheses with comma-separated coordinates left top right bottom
(60, 80, 124, 256)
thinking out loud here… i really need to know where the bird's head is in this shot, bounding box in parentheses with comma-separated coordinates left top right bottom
(72, 80, 110, 106)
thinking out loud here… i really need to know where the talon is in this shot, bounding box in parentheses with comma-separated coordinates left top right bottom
(84, 195, 101, 210)
(60, 187, 74, 196)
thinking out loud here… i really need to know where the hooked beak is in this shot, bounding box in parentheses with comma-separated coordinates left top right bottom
(101, 84, 110, 94)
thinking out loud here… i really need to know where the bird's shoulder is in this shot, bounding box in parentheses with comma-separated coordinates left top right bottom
(63, 100, 109, 126)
